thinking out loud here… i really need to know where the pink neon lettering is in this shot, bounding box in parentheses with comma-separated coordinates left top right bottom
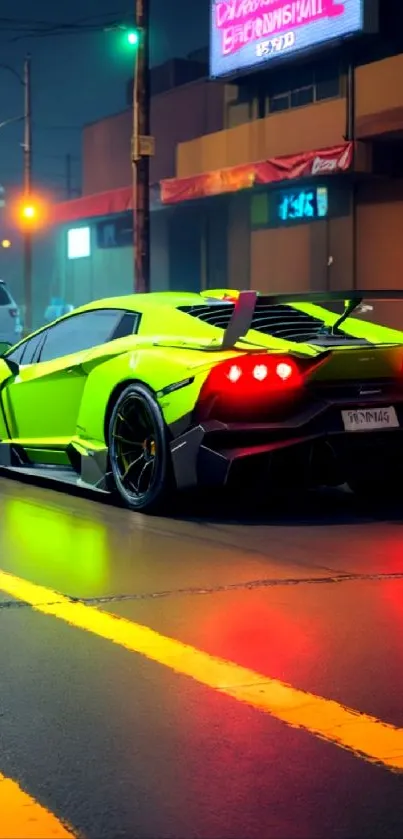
(215, 0, 344, 56)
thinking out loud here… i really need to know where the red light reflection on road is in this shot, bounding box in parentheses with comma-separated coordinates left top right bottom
(380, 577, 403, 629)
(199, 593, 321, 683)
(173, 595, 327, 839)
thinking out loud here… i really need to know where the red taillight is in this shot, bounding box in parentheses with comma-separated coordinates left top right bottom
(8, 308, 18, 318)
(206, 354, 301, 391)
(197, 354, 303, 421)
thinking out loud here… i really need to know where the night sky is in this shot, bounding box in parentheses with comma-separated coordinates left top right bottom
(0, 0, 209, 198)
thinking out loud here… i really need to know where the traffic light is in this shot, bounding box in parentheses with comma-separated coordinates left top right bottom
(127, 30, 139, 46)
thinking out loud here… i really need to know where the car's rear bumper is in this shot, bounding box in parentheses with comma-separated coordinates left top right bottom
(170, 394, 403, 491)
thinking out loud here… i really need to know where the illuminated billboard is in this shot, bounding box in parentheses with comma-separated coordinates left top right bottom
(210, 1, 377, 79)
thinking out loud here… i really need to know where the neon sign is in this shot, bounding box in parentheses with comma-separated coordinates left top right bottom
(210, 1, 377, 79)
(277, 186, 328, 222)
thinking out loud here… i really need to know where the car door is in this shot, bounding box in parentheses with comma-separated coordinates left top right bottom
(0, 359, 17, 439)
(2, 309, 136, 447)
(0, 330, 46, 440)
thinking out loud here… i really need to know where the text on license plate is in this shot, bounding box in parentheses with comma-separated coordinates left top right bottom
(342, 406, 399, 432)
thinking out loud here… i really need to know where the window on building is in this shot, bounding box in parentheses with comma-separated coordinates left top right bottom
(269, 94, 290, 112)
(291, 86, 314, 108)
(224, 57, 341, 126)
(67, 226, 91, 259)
(315, 61, 340, 101)
(96, 215, 133, 249)
(266, 59, 340, 115)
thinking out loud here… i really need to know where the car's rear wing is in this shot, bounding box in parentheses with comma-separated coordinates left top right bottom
(219, 289, 403, 350)
(247, 290, 403, 305)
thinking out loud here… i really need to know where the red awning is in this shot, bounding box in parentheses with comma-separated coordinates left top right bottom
(51, 186, 133, 224)
(160, 143, 354, 205)
(50, 142, 354, 224)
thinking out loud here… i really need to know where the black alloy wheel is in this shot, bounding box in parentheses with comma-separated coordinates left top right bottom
(108, 383, 172, 513)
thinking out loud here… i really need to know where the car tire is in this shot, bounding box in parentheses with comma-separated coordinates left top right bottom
(107, 382, 173, 513)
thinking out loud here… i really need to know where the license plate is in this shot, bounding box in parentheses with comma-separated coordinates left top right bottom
(342, 406, 399, 432)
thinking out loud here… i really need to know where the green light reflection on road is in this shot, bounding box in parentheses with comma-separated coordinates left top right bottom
(1, 497, 109, 596)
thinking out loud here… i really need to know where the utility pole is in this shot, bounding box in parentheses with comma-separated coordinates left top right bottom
(0, 55, 33, 332)
(23, 54, 33, 333)
(132, 0, 153, 293)
(345, 60, 357, 291)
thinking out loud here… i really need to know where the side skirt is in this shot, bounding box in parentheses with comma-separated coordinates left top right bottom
(0, 441, 110, 495)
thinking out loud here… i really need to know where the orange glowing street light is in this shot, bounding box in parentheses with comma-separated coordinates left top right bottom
(21, 203, 36, 220)
(13, 195, 48, 228)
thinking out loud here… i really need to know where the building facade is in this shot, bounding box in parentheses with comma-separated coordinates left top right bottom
(43, 3, 403, 329)
(163, 0, 403, 311)
(35, 53, 230, 327)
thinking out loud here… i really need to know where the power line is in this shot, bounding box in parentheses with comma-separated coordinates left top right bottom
(0, 11, 130, 30)
(2, 11, 133, 41)
(0, 10, 130, 26)
(42, 153, 80, 161)
(8, 24, 132, 43)
(13, 26, 129, 41)
(33, 123, 82, 131)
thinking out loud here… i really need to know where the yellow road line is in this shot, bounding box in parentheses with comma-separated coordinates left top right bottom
(1, 570, 403, 772)
(0, 773, 75, 838)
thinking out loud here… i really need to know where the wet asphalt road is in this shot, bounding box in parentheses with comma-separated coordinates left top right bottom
(1, 476, 403, 838)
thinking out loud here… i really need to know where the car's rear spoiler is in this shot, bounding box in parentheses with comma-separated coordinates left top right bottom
(219, 289, 403, 350)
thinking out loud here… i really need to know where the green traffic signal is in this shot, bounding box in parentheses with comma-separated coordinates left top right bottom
(127, 30, 139, 46)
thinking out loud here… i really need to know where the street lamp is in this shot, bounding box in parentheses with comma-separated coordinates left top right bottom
(0, 55, 32, 333)
(22, 204, 36, 220)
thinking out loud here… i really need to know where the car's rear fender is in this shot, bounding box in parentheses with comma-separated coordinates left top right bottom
(77, 347, 215, 445)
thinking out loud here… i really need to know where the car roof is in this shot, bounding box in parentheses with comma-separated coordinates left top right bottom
(72, 291, 218, 316)
(7, 290, 232, 352)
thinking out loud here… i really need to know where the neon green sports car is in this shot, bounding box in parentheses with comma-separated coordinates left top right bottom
(0, 288, 402, 512)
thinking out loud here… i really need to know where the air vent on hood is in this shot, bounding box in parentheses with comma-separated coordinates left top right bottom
(178, 302, 368, 345)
